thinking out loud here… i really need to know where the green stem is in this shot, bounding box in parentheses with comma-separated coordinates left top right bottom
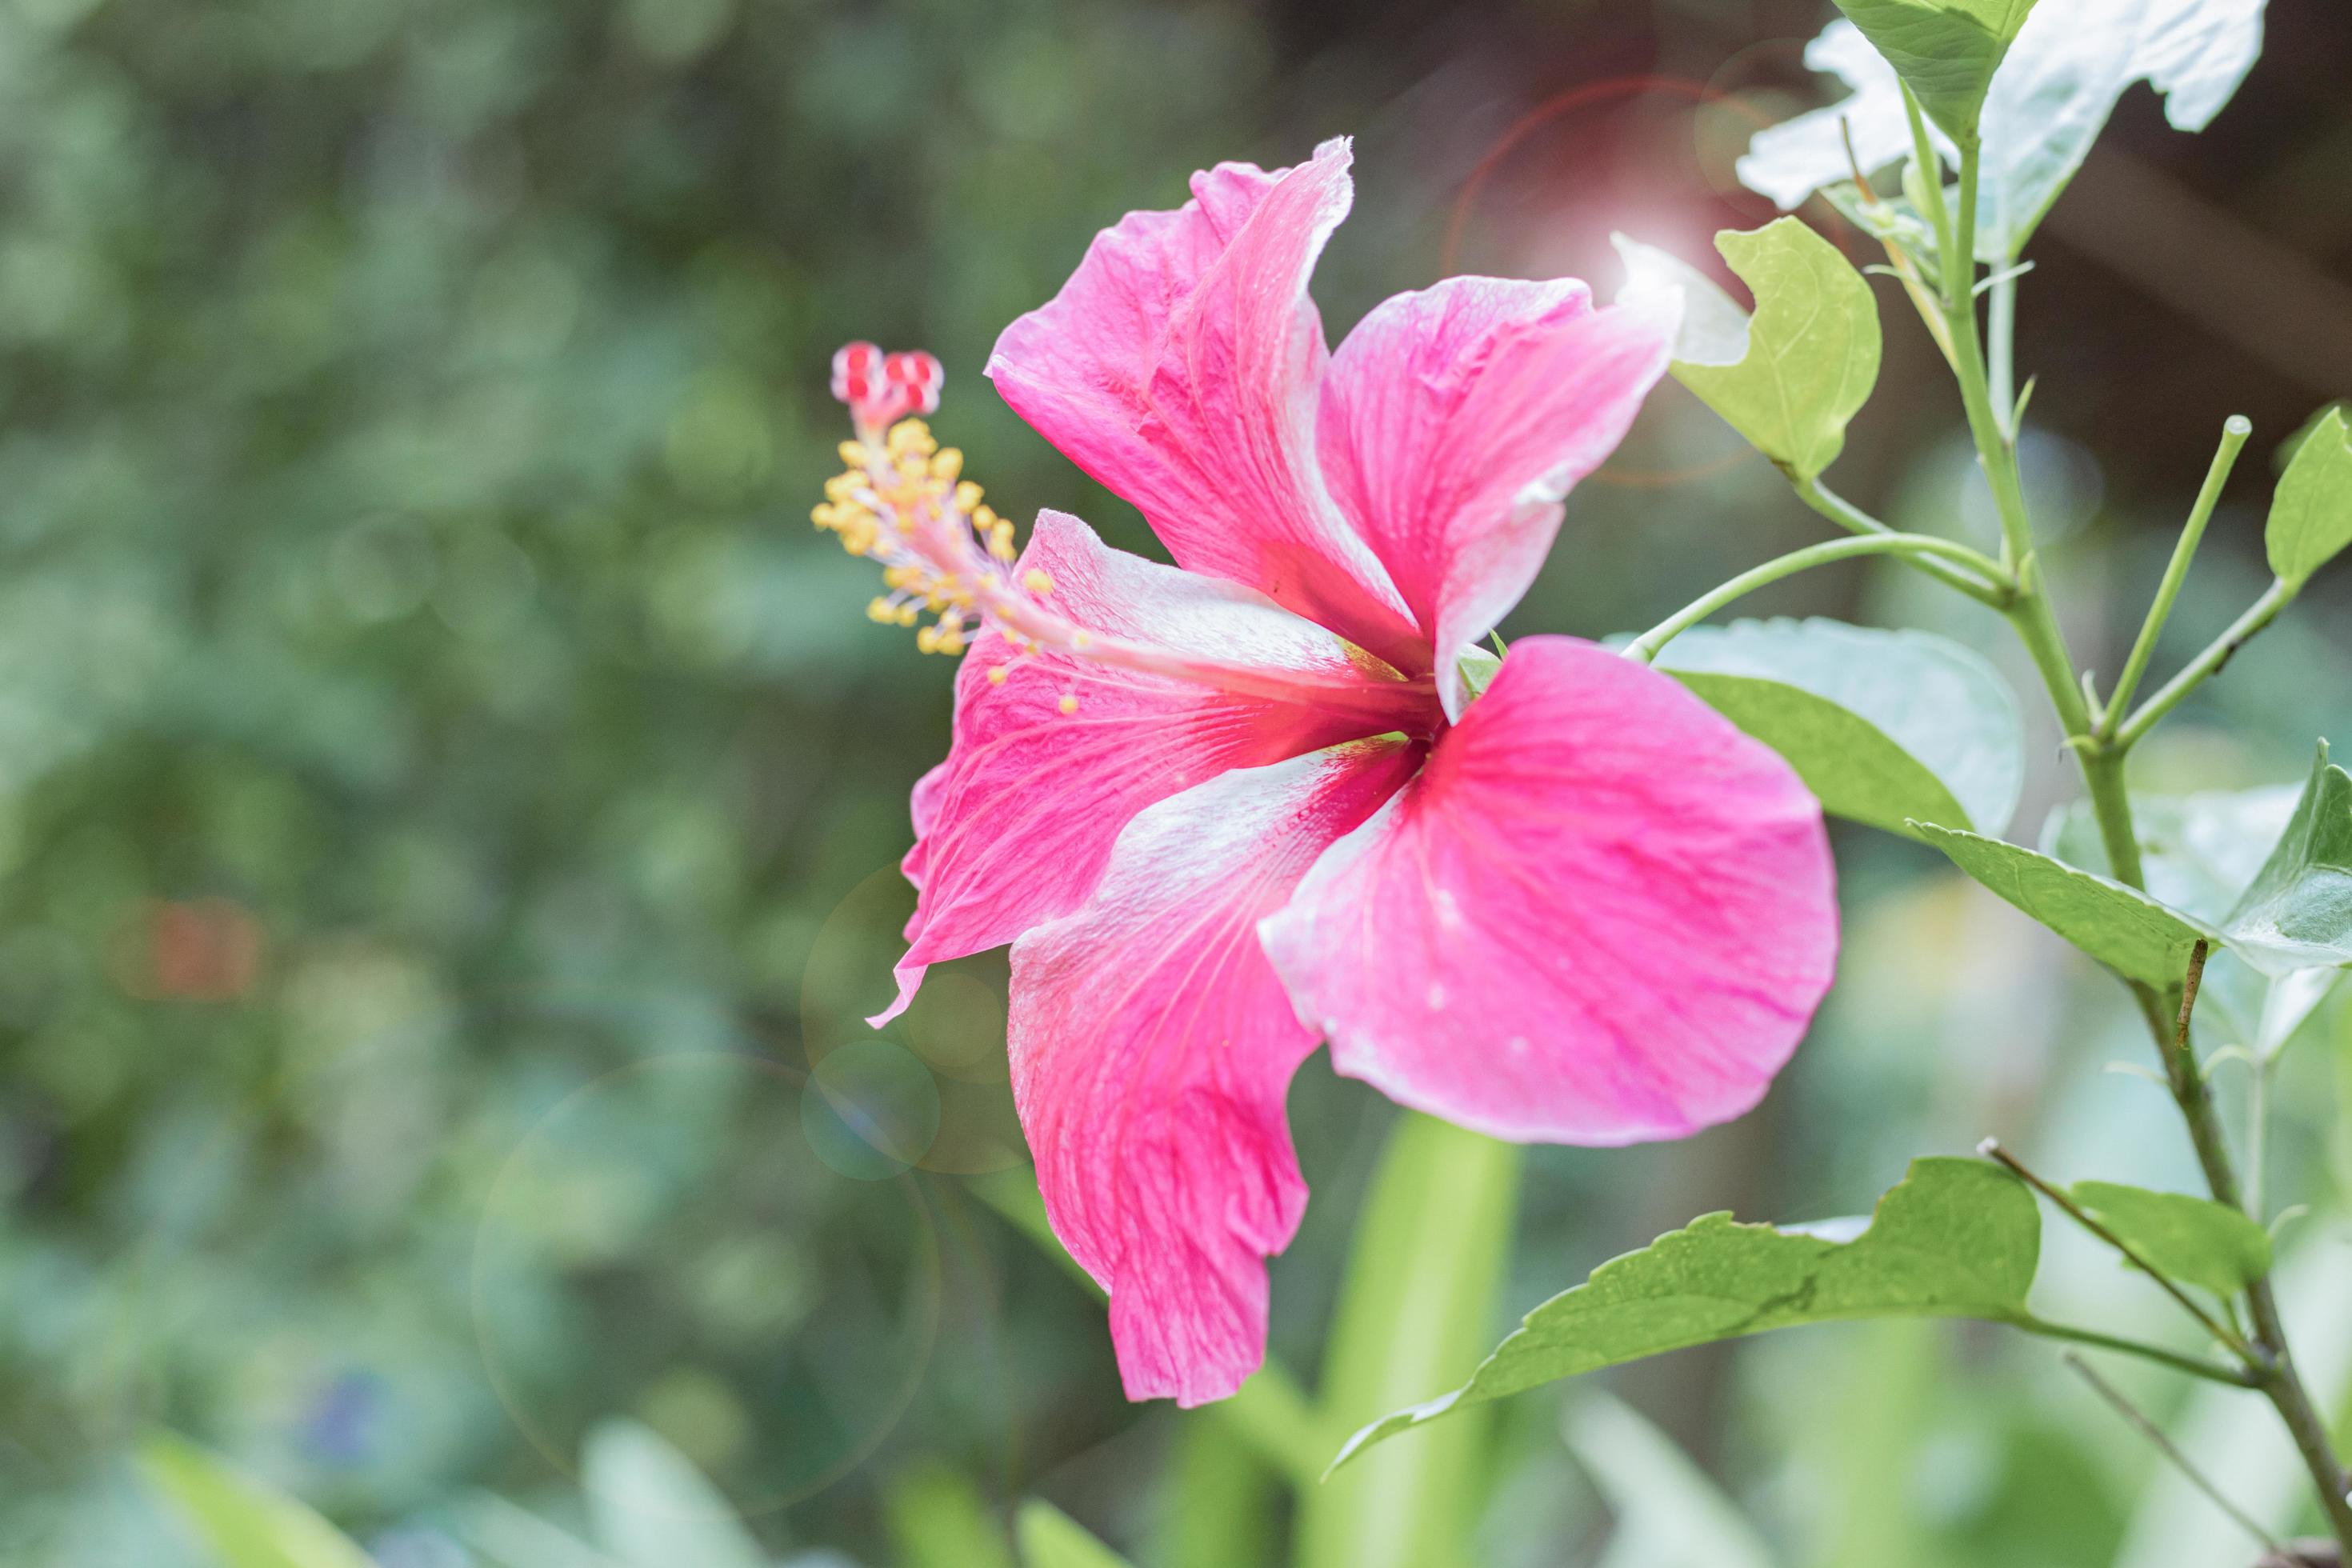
(2114, 578, 2298, 749)
(2100, 416, 2252, 739)
(1791, 478, 2016, 606)
(1621, 532, 2007, 662)
(1980, 1138, 2250, 1357)
(2012, 1316, 2259, 1388)
(1928, 141, 2352, 1550)
(2248, 1052, 2273, 1223)
(1988, 269, 2018, 432)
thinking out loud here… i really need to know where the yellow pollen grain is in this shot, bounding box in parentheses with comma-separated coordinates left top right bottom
(930, 448, 963, 482)
(1058, 694, 1079, 715)
(1022, 568, 1054, 594)
(838, 440, 869, 466)
(987, 665, 1009, 685)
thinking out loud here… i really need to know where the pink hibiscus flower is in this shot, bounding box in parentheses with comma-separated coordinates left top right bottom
(816, 139, 1839, 1406)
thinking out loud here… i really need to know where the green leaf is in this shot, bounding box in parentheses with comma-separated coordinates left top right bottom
(2266, 407, 2352, 590)
(1742, 1, 2263, 262)
(1614, 220, 1880, 482)
(1652, 617, 2022, 838)
(2070, 1180, 2272, 1298)
(139, 1433, 375, 1568)
(1334, 1158, 2038, 1465)
(581, 1420, 766, 1568)
(1017, 1502, 1136, 1568)
(1914, 823, 2218, 989)
(2223, 742, 2352, 976)
(1297, 1114, 1520, 1568)
(2042, 782, 2338, 1052)
(1565, 1397, 1782, 1568)
(1830, 0, 2040, 142)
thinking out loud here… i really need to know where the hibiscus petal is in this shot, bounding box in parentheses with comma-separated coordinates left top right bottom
(878, 510, 1420, 1025)
(1010, 736, 1422, 1405)
(1260, 636, 1838, 1144)
(1318, 278, 1676, 717)
(986, 139, 1424, 667)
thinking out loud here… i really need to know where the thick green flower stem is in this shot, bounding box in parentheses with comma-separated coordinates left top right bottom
(1621, 532, 2010, 663)
(1930, 134, 2352, 1549)
(1298, 1114, 1518, 1568)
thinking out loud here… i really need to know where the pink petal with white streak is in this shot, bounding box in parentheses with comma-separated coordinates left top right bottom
(1260, 636, 1838, 1143)
(1010, 737, 1422, 1405)
(876, 510, 1424, 1025)
(986, 140, 1423, 668)
(1318, 278, 1675, 715)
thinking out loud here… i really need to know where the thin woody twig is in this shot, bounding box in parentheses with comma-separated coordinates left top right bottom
(2065, 1352, 2283, 1555)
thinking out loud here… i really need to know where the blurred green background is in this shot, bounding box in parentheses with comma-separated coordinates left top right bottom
(3, 0, 2350, 1562)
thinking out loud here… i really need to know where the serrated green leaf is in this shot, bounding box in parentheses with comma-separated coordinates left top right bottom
(1018, 1502, 1135, 1568)
(2223, 742, 2352, 976)
(1333, 1158, 2037, 1465)
(1831, 0, 2040, 141)
(1654, 618, 2022, 838)
(139, 1434, 375, 1568)
(2266, 406, 2352, 590)
(2071, 1179, 2272, 1298)
(1614, 220, 1880, 481)
(581, 1420, 766, 1568)
(1915, 823, 2218, 989)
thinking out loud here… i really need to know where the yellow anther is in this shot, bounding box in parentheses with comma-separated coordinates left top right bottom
(987, 664, 1009, 686)
(931, 448, 963, 482)
(896, 604, 918, 626)
(953, 481, 984, 512)
(1058, 694, 1080, 716)
(838, 440, 870, 466)
(866, 597, 895, 623)
(887, 420, 934, 458)
(915, 624, 940, 654)
(1023, 568, 1054, 594)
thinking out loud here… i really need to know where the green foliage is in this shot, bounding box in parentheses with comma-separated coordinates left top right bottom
(140, 1434, 374, 1568)
(2070, 1181, 2272, 1298)
(1335, 1159, 2039, 1464)
(887, 1466, 1018, 1568)
(580, 1420, 767, 1568)
(2266, 408, 2352, 590)
(1634, 219, 1882, 481)
(1653, 617, 2022, 838)
(1916, 824, 2217, 989)
(1562, 1397, 1780, 1568)
(2224, 743, 2352, 976)
(1017, 1502, 1136, 1568)
(1297, 1115, 1519, 1568)
(1830, 0, 2040, 140)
